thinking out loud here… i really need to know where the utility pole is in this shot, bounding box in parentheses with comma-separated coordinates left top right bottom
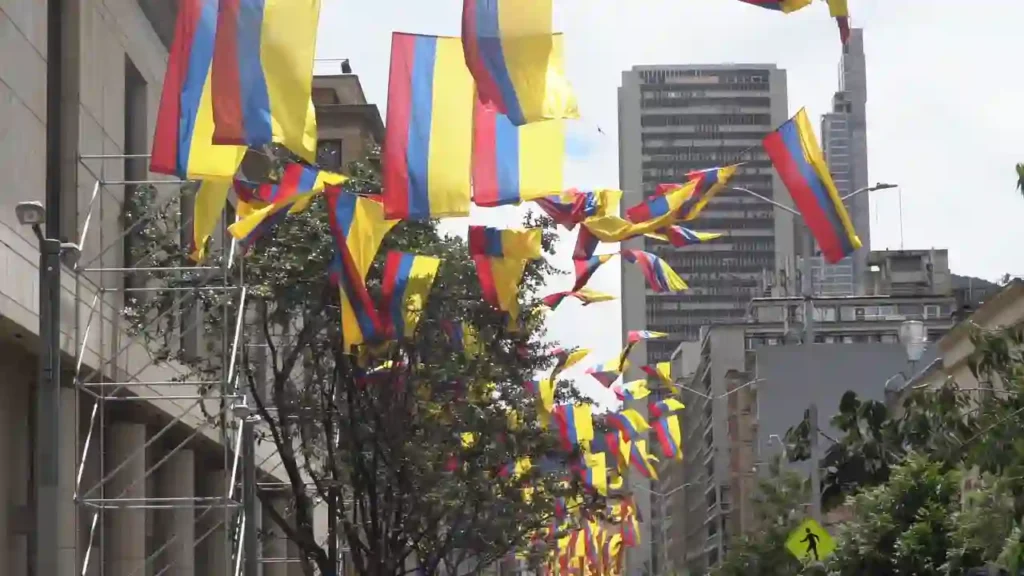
(15, 201, 79, 576)
(808, 403, 822, 522)
(801, 228, 822, 522)
(35, 235, 62, 576)
(241, 414, 259, 575)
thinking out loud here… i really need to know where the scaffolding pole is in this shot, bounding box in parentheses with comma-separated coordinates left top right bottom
(72, 155, 251, 576)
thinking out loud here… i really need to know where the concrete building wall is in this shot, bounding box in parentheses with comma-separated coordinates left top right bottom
(753, 344, 924, 470)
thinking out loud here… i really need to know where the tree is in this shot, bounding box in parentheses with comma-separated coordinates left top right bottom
(123, 153, 602, 575)
(826, 455, 1016, 576)
(713, 457, 808, 576)
(1015, 163, 1024, 196)
(784, 383, 981, 512)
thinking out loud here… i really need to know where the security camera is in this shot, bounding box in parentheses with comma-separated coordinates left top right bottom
(60, 243, 81, 270)
(15, 201, 46, 226)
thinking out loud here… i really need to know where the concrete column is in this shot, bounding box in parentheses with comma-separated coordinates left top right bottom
(157, 448, 195, 576)
(57, 386, 78, 575)
(197, 468, 229, 576)
(106, 422, 147, 576)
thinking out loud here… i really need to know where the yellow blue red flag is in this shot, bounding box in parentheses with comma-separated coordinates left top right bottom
(763, 108, 861, 264)
(461, 0, 577, 125)
(379, 252, 441, 340)
(383, 33, 474, 220)
(211, 0, 320, 162)
(472, 100, 563, 207)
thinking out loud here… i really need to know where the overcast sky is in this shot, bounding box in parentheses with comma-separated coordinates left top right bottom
(315, 0, 1024, 405)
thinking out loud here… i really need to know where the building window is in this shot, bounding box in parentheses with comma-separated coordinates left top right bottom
(317, 139, 343, 171)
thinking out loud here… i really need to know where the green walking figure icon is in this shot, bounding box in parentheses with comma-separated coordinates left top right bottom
(800, 527, 821, 560)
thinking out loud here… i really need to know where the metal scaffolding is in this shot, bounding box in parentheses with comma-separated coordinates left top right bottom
(71, 152, 258, 576)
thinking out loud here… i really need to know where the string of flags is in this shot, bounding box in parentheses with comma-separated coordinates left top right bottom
(146, 0, 860, 570)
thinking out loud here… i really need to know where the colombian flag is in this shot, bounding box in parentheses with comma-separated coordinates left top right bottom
(764, 108, 861, 263)
(325, 187, 398, 349)
(228, 164, 346, 250)
(211, 0, 320, 162)
(653, 415, 683, 460)
(612, 380, 652, 403)
(642, 362, 673, 386)
(582, 452, 608, 496)
(461, 0, 577, 126)
(533, 189, 621, 230)
(551, 347, 590, 378)
(621, 250, 688, 293)
(467, 226, 542, 259)
(828, 0, 851, 45)
(474, 256, 529, 325)
(649, 398, 685, 420)
(151, 0, 246, 180)
(586, 357, 627, 388)
(646, 226, 722, 249)
(607, 409, 650, 441)
(736, 0, 812, 13)
(472, 99, 564, 207)
(624, 178, 694, 228)
(629, 440, 658, 480)
(552, 404, 594, 451)
(379, 252, 441, 340)
(542, 288, 615, 310)
(383, 33, 474, 221)
(572, 253, 616, 292)
(151, 0, 246, 261)
(678, 164, 738, 221)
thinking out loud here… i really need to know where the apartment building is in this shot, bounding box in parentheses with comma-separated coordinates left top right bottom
(0, 1, 380, 574)
(672, 249, 957, 573)
(618, 64, 796, 364)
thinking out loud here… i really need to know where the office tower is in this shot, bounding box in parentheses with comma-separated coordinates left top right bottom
(618, 64, 793, 574)
(813, 28, 870, 295)
(619, 64, 794, 365)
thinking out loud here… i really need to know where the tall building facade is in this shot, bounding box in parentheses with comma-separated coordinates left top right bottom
(618, 64, 795, 363)
(618, 64, 794, 574)
(810, 28, 870, 296)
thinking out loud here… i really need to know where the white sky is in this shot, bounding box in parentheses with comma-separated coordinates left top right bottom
(315, 0, 1024, 405)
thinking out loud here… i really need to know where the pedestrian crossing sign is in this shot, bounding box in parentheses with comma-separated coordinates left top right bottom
(785, 518, 835, 562)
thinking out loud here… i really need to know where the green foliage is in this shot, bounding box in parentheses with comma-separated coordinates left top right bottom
(826, 455, 964, 576)
(712, 458, 808, 576)
(826, 456, 1019, 576)
(1016, 163, 1024, 196)
(122, 154, 598, 576)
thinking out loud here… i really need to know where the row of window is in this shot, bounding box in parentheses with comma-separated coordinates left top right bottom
(644, 151, 770, 163)
(643, 154, 772, 167)
(638, 69, 771, 83)
(747, 332, 928, 348)
(641, 113, 773, 127)
(754, 303, 950, 323)
(640, 96, 772, 110)
(642, 131, 773, 144)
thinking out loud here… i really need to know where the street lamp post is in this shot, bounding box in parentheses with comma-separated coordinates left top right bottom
(632, 481, 692, 575)
(15, 201, 80, 576)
